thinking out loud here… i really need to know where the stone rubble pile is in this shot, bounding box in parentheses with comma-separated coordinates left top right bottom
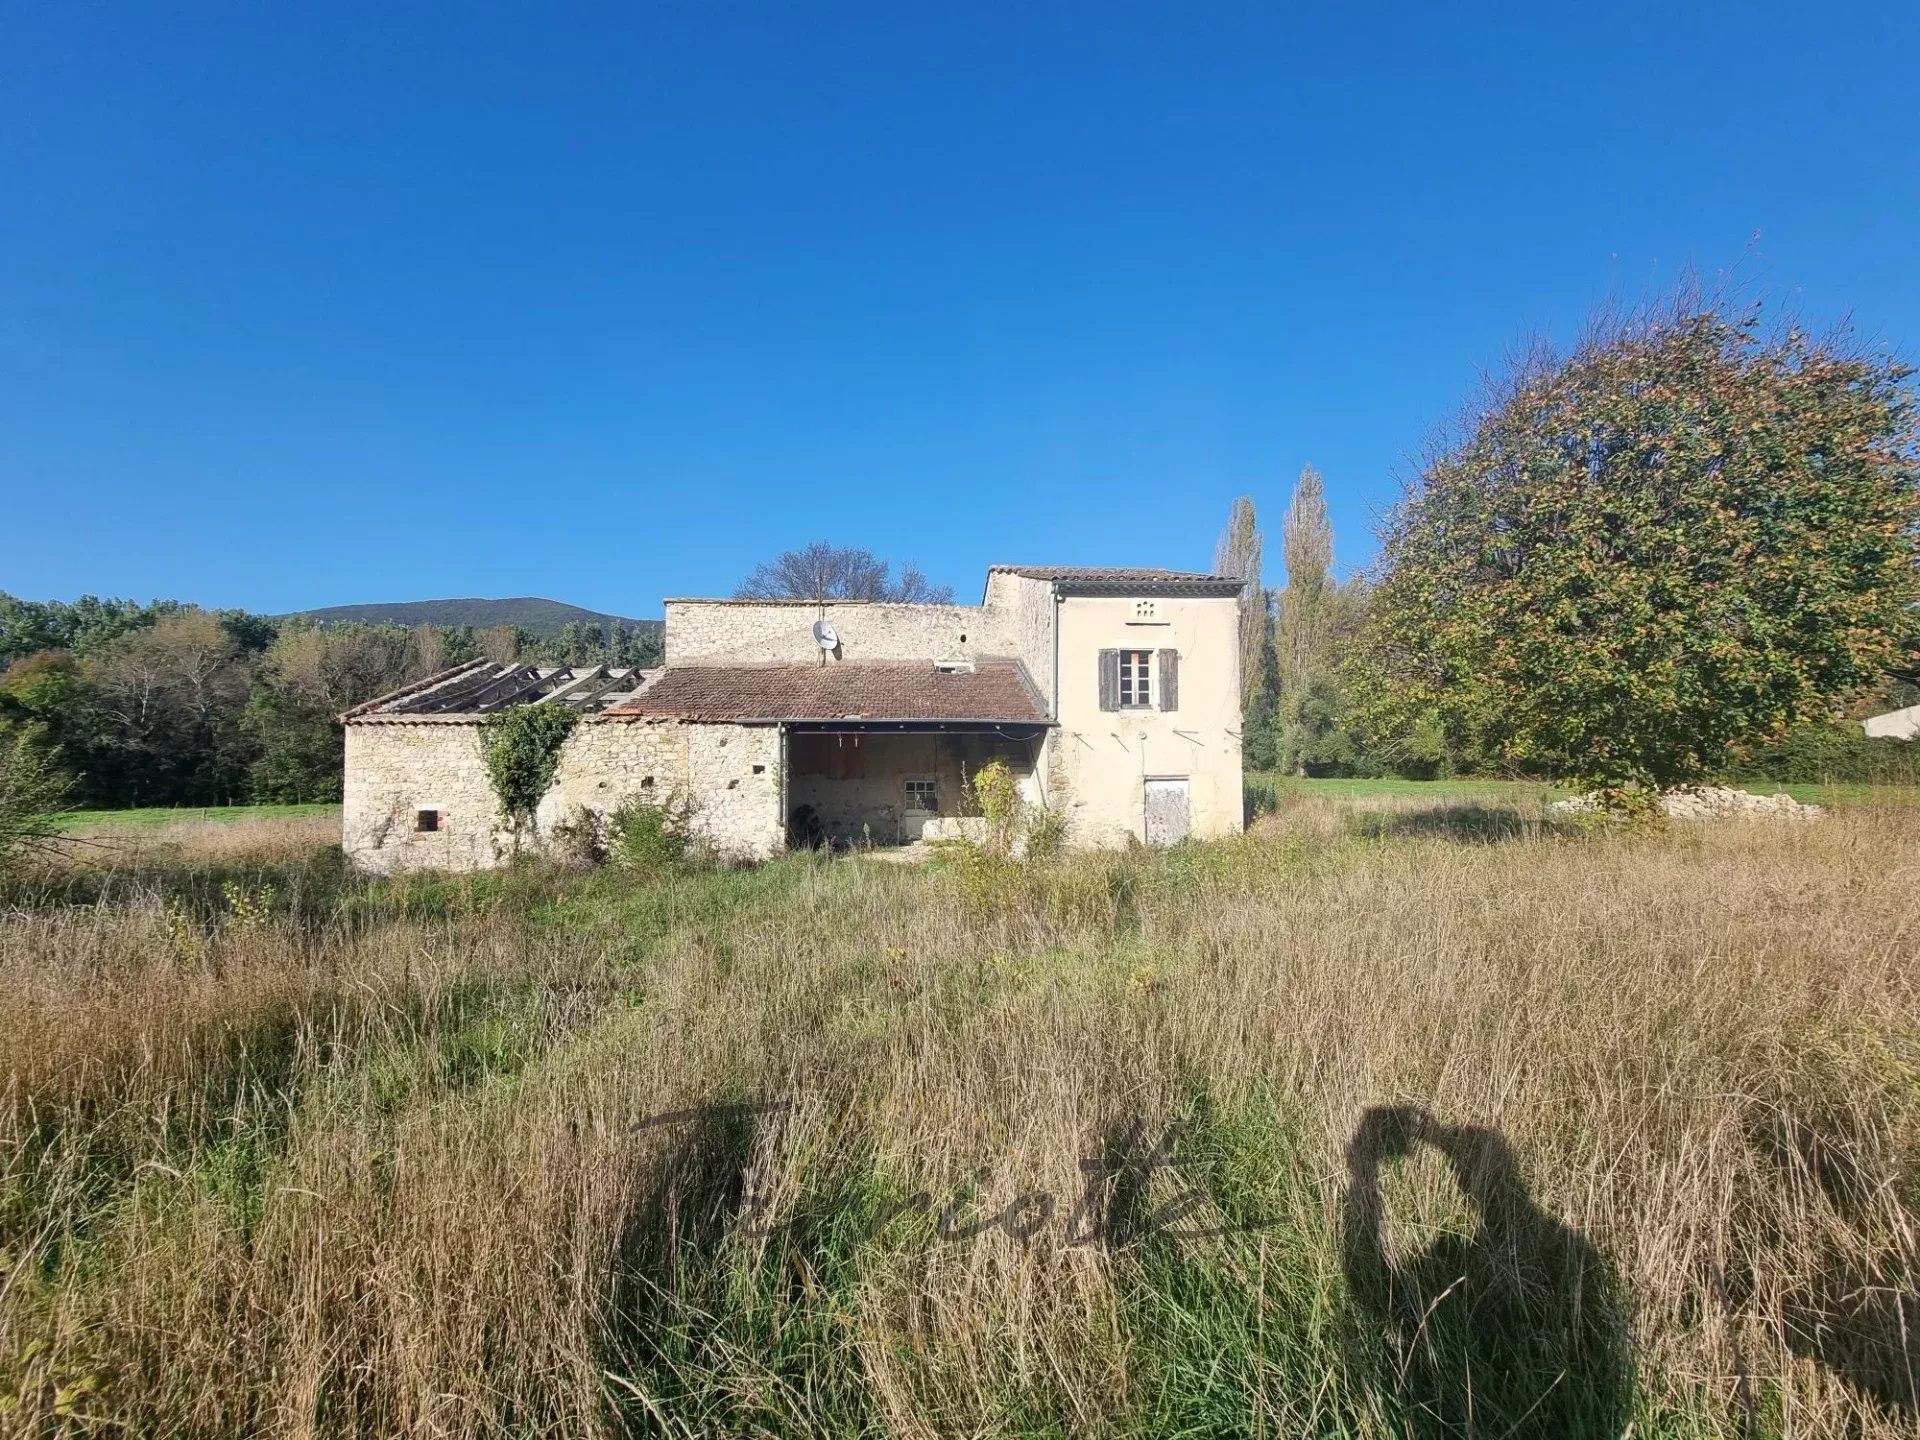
(1550, 785, 1825, 821)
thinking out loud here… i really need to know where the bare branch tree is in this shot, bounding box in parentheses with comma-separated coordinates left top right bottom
(734, 542, 955, 603)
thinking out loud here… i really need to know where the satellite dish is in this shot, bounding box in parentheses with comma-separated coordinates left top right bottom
(812, 619, 839, 651)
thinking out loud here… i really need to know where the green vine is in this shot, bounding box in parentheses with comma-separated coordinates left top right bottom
(479, 706, 579, 828)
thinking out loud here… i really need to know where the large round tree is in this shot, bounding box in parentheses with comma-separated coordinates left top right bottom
(1352, 297, 1920, 806)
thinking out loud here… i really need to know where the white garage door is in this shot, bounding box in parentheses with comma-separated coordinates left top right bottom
(1144, 777, 1190, 845)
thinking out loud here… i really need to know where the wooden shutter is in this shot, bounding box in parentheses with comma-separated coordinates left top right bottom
(1097, 649, 1119, 711)
(1158, 649, 1179, 712)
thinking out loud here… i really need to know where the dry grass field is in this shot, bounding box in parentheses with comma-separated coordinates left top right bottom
(4, 789, 1919, 1437)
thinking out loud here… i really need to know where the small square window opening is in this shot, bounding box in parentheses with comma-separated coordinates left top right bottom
(905, 779, 940, 814)
(415, 809, 441, 833)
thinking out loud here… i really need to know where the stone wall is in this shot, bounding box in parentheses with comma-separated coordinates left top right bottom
(786, 731, 1036, 846)
(343, 722, 504, 873)
(681, 723, 783, 859)
(664, 599, 1018, 667)
(984, 570, 1058, 712)
(344, 716, 782, 873)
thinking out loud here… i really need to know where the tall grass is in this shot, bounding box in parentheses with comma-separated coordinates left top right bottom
(3, 797, 1918, 1436)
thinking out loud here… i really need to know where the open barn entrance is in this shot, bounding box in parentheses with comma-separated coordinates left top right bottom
(783, 725, 1045, 850)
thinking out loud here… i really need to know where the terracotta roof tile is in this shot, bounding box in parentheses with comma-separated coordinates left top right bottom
(605, 662, 1048, 724)
(987, 565, 1242, 593)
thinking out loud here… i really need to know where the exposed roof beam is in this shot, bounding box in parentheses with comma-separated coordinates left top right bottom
(571, 668, 644, 708)
(410, 665, 518, 714)
(365, 658, 494, 715)
(533, 665, 606, 705)
(478, 667, 572, 711)
(422, 664, 537, 713)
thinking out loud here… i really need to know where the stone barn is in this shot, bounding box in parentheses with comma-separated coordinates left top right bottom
(342, 565, 1245, 872)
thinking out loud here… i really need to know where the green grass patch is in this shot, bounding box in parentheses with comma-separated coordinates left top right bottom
(52, 802, 341, 831)
(1252, 774, 1559, 801)
(1253, 775, 1920, 809)
(1733, 781, 1920, 807)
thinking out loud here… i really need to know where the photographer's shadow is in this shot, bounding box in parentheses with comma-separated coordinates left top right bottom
(1344, 1106, 1632, 1438)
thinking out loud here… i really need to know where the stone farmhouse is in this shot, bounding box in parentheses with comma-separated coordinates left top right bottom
(342, 566, 1245, 873)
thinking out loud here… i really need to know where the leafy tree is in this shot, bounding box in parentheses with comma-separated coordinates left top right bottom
(217, 610, 280, 654)
(0, 652, 128, 806)
(88, 612, 255, 804)
(0, 727, 70, 873)
(0, 593, 177, 668)
(478, 624, 530, 663)
(552, 620, 608, 665)
(241, 622, 442, 802)
(441, 624, 481, 666)
(1275, 466, 1342, 775)
(1215, 496, 1277, 767)
(735, 542, 955, 603)
(1350, 294, 1920, 807)
(605, 618, 663, 667)
(264, 622, 424, 715)
(527, 618, 662, 670)
(242, 686, 345, 802)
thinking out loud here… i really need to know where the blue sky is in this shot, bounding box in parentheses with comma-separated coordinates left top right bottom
(5, 2, 1917, 618)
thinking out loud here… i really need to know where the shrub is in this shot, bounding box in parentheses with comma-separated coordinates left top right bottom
(963, 758, 1024, 855)
(548, 805, 608, 868)
(609, 797, 693, 874)
(478, 706, 579, 830)
(1024, 806, 1067, 864)
(0, 727, 69, 873)
(1732, 723, 1919, 786)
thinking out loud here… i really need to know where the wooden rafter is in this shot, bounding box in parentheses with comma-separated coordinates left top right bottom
(421, 664, 535, 713)
(365, 658, 494, 715)
(480, 667, 573, 711)
(570, 668, 643, 709)
(409, 665, 515, 714)
(533, 665, 607, 705)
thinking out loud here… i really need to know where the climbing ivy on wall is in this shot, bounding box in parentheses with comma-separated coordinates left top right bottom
(478, 706, 579, 828)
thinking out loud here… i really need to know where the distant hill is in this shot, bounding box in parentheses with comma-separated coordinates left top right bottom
(286, 598, 661, 639)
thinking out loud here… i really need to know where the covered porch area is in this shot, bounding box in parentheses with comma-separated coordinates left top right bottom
(781, 722, 1047, 850)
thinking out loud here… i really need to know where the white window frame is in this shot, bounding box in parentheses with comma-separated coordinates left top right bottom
(904, 777, 940, 815)
(1118, 649, 1153, 709)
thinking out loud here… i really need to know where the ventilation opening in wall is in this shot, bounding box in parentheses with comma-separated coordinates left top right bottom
(752, 763, 766, 774)
(1134, 600, 1157, 619)
(640, 776, 655, 789)
(415, 809, 441, 833)
(959, 632, 967, 643)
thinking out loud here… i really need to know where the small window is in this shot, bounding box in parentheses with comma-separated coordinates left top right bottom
(1118, 650, 1153, 709)
(905, 778, 939, 814)
(415, 809, 441, 833)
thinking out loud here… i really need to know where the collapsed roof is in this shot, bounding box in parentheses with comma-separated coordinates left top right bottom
(345, 659, 659, 721)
